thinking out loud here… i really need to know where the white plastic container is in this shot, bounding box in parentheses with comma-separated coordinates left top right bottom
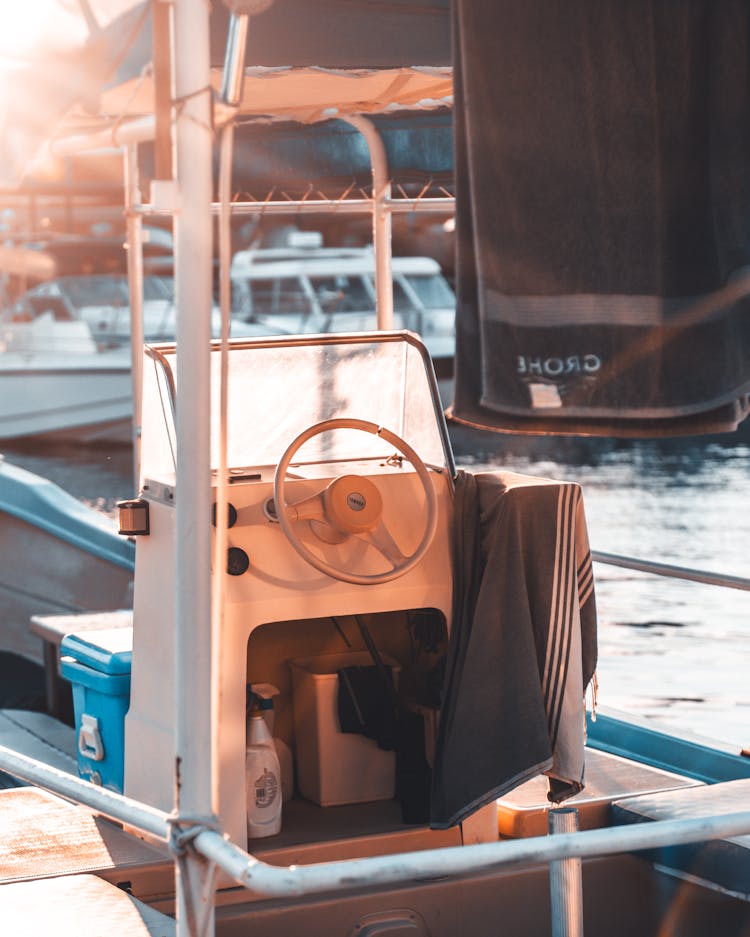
(249, 683, 294, 801)
(245, 707, 282, 838)
(290, 651, 400, 807)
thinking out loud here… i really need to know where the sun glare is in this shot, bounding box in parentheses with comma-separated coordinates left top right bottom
(0, 2, 87, 64)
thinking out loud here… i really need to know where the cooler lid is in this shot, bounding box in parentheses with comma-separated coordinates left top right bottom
(61, 627, 133, 675)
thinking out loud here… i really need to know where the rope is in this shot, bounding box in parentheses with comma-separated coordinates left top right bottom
(167, 811, 222, 856)
(167, 812, 222, 937)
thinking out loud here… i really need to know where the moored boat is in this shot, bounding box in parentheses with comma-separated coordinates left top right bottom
(0, 333, 132, 442)
(1, 2, 750, 936)
(0, 456, 134, 663)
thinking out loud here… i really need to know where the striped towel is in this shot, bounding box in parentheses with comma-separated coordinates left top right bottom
(430, 470, 598, 829)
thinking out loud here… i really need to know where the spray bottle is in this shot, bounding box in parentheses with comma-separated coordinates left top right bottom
(245, 686, 282, 839)
(250, 683, 294, 802)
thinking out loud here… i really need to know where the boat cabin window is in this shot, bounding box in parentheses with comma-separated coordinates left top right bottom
(61, 276, 130, 309)
(140, 335, 450, 484)
(391, 280, 416, 315)
(143, 277, 174, 301)
(27, 295, 72, 321)
(245, 277, 311, 318)
(404, 273, 455, 310)
(309, 275, 372, 313)
(15, 276, 174, 320)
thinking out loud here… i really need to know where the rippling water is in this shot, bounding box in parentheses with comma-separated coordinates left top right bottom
(5, 430, 750, 751)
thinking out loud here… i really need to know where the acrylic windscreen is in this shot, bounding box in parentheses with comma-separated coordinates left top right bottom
(140, 337, 447, 481)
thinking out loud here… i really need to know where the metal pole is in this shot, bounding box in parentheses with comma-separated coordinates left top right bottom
(144, 196, 456, 217)
(213, 10, 251, 852)
(340, 115, 394, 329)
(549, 808, 584, 937)
(153, 0, 173, 183)
(124, 144, 144, 488)
(49, 116, 158, 155)
(220, 13, 250, 107)
(2, 744, 750, 904)
(592, 551, 750, 592)
(0, 745, 168, 841)
(190, 804, 750, 898)
(172, 0, 217, 933)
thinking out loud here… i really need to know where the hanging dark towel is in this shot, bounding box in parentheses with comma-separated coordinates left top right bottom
(337, 665, 397, 751)
(430, 471, 598, 829)
(450, 0, 750, 436)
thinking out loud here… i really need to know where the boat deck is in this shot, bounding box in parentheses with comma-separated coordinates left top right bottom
(0, 786, 173, 901)
(0, 710, 77, 789)
(2, 740, 750, 935)
(0, 742, 704, 882)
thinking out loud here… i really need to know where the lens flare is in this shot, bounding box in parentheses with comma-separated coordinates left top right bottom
(0, 2, 86, 65)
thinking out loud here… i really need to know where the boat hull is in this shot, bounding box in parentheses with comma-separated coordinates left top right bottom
(0, 460, 134, 664)
(0, 512, 133, 662)
(0, 358, 131, 440)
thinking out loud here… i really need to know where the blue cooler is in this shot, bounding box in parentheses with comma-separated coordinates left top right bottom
(60, 627, 132, 791)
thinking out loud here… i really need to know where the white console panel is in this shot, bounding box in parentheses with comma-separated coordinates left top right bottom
(125, 460, 454, 846)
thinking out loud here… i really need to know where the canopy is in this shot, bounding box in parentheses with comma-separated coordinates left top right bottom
(0, 0, 451, 188)
(54, 65, 453, 195)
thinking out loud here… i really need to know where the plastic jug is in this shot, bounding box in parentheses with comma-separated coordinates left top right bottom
(245, 687, 282, 838)
(249, 682, 294, 801)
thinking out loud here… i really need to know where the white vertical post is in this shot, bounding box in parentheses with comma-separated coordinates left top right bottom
(341, 115, 394, 329)
(172, 0, 217, 933)
(549, 807, 584, 937)
(124, 144, 144, 488)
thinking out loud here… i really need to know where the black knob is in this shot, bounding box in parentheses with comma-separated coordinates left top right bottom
(227, 547, 250, 576)
(212, 502, 238, 528)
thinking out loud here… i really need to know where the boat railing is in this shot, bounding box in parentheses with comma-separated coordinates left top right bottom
(2, 740, 750, 902)
(592, 550, 750, 592)
(1, 546, 748, 929)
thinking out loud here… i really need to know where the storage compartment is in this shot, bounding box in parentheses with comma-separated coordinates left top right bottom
(60, 627, 132, 792)
(290, 651, 400, 806)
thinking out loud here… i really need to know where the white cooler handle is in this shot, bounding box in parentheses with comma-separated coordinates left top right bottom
(78, 713, 105, 761)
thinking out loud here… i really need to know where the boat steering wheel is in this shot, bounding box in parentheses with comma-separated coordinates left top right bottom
(273, 418, 438, 585)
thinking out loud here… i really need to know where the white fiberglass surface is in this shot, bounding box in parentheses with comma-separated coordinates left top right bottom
(140, 336, 447, 482)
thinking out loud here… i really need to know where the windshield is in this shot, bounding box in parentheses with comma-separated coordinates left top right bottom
(309, 275, 372, 313)
(57, 275, 173, 309)
(404, 273, 455, 309)
(61, 276, 129, 308)
(143, 277, 174, 301)
(248, 278, 311, 317)
(141, 334, 451, 483)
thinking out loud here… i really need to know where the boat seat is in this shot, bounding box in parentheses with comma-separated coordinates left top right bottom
(496, 747, 699, 838)
(0, 709, 77, 788)
(611, 778, 750, 898)
(0, 873, 174, 935)
(0, 787, 172, 902)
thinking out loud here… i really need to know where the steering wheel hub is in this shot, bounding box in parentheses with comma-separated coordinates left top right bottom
(324, 475, 382, 534)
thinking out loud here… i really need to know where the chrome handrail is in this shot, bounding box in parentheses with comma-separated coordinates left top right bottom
(2, 743, 750, 901)
(592, 550, 750, 592)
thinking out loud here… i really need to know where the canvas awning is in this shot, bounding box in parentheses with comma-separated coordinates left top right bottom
(89, 65, 452, 127)
(0, 0, 451, 187)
